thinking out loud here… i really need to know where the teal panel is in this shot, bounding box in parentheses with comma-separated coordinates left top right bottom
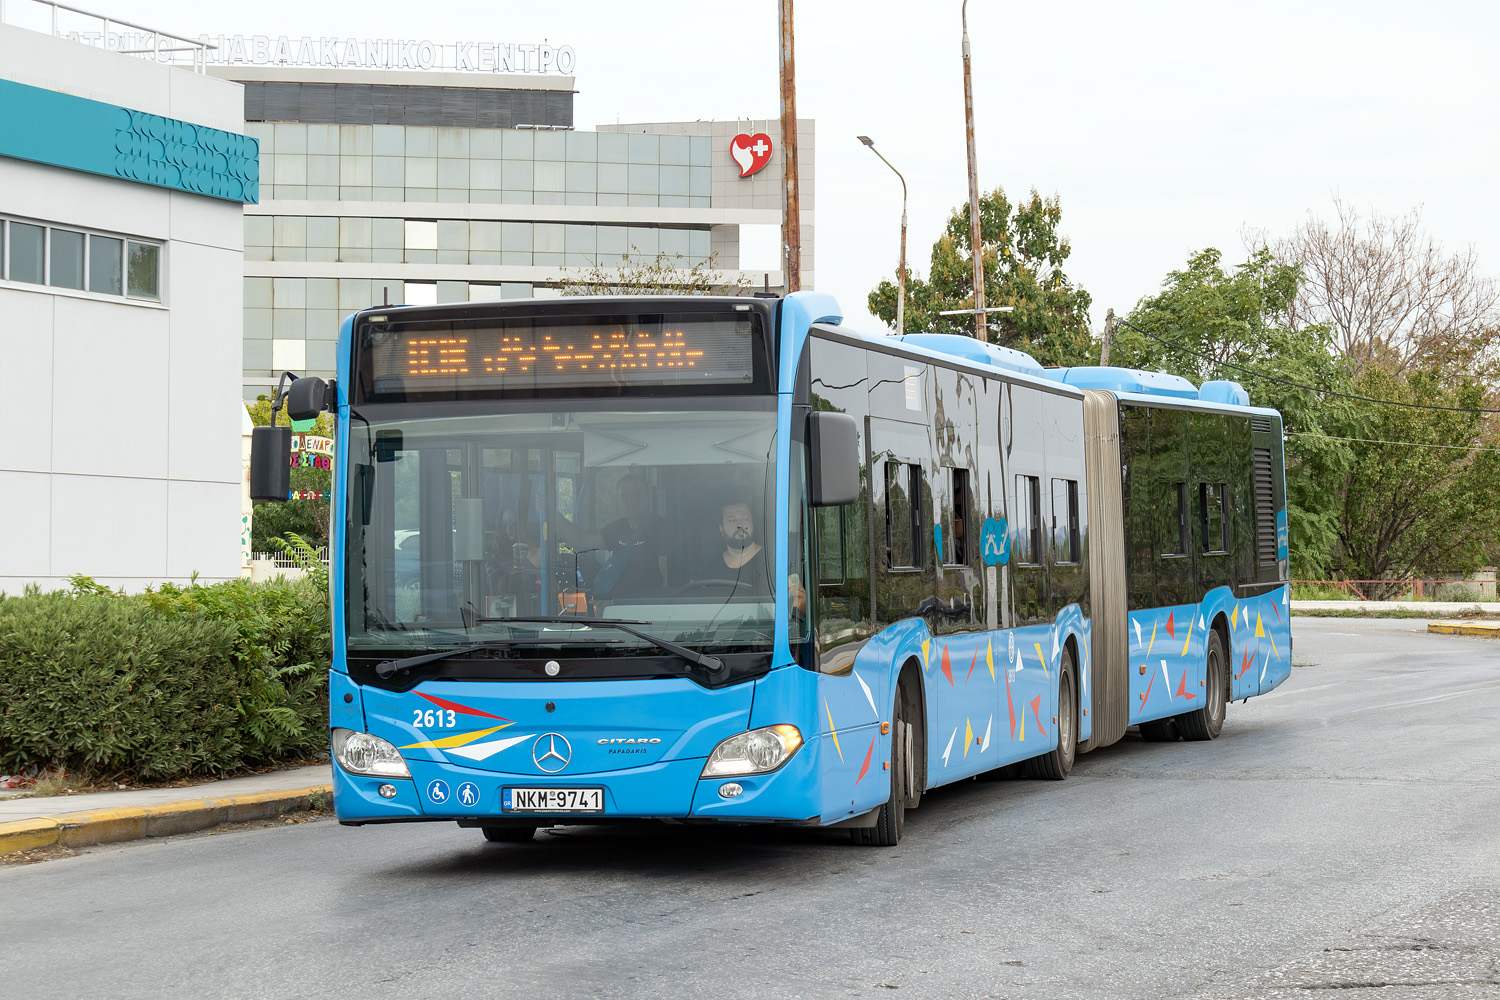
(0, 79, 258, 203)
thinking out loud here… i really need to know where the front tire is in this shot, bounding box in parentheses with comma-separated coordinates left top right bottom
(851, 697, 908, 846)
(1024, 648, 1077, 780)
(1177, 627, 1228, 741)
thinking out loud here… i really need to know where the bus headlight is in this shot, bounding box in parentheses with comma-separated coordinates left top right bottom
(702, 724, 803, 777)
(332, 728, 411, 778)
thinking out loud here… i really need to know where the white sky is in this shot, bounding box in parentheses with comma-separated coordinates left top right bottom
(92, 0, 1500, 338)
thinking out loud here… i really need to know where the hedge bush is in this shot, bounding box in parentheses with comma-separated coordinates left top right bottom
(0, 569, 330, 782)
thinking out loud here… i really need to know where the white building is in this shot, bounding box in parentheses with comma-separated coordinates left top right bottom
(0, 11, 255, 592)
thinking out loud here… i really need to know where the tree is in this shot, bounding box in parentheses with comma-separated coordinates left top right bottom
(1266, 199, 1500, 378)
(559, 249, 751, 296)
(1111, 248, 1358, 579)
(246, 397, 334, 551)
(1322, 368, 1500, 597)
(867, 187, 1094, 366)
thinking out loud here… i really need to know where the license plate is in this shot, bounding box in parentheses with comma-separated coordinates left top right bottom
(503, 787, 604, 813)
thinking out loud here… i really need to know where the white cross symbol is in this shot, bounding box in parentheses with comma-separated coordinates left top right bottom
(752, 139, 769, 157)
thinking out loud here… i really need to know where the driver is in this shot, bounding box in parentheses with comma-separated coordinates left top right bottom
(593, 473, 669, 595)
(690, 499, 805, 614)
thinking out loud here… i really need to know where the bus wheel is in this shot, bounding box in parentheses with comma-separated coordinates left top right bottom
(482, 825, 537, 843)
(1177, 628, 1228, 741)
(1024, 649, 1077, 780)
(851, 697, 907, 847)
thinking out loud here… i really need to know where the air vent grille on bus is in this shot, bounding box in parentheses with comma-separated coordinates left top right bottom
(1251, 417, 1274, 434)
(1254, 447, 1277, 565)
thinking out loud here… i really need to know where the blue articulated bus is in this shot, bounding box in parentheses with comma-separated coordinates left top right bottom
(255, 291, 1292, 846)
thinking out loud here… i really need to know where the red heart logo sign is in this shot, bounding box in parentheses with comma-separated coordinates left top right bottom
(729, 132, 774, 178)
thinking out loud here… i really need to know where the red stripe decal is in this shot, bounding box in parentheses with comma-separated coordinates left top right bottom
(856, 735, 875, 784)
(417, 692, 509, 721)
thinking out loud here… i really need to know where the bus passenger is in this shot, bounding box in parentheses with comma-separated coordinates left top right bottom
(593, 473, 669, 596)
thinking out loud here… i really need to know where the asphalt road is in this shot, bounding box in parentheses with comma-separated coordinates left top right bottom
(6, 618, 1499, 1000)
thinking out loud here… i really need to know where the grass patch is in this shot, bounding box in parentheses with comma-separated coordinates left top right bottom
(1293, 608, 1500, 620)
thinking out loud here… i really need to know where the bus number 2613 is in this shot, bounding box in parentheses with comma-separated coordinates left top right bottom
(413, 709, 457, 729)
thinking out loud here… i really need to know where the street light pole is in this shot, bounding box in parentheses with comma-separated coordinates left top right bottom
(961, 0, 985, 340)
(858, 136, 908, 336)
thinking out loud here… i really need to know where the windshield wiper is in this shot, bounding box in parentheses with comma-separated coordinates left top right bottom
(373, 636, 622, 679)
(484, 615, 726, 675)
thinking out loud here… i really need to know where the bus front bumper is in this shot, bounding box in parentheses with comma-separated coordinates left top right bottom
(332, 741, 828, 826)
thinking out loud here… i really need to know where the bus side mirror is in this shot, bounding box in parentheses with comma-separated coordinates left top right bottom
(286, 376, 334, 420)
(249, 425, 292, 503)
(808, 411, 859, 507)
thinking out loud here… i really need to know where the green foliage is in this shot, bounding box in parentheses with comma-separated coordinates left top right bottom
(559, 248, 751, 296)
(868, 186, 1094, 366)
(1113, 248, 1360, 578)
(247, 398, 333, 549)
(0, 575, 330, 782)
(1116, 246, 1500, 589)
(1319, 367, 1500, 596)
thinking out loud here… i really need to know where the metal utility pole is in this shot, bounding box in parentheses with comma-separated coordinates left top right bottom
(961, 0, 985, 340)
(858, 136, 907, 335)
(779, 0, 801, 292)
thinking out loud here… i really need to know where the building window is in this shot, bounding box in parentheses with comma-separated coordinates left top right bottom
(126, 241, 160, 300)
(50, 229, 85, 290)
(88, 235, 123, 295)
(8, 222, 45, 285)
(2, 216, 160, 302)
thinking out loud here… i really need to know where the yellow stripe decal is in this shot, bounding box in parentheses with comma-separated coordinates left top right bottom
(400, 724, 511, 749)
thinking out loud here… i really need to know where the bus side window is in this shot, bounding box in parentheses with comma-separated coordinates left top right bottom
(817, 506, 844, 584)
(942, 467, 971, 566)
(885, 461, 924, 569)
(1161, 481, 1190, 556)
(1051, 477, 1080, 564)
(1015, 474, 1043, 565)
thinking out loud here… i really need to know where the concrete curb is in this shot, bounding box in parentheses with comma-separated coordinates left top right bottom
(0, 785, 332, 856)
(1428, 621, 1500, 638)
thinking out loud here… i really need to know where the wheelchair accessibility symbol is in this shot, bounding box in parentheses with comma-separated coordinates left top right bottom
(426, 779, 450, 804)
(456, 782, 481, 808)
(981, 517, 1008, 567)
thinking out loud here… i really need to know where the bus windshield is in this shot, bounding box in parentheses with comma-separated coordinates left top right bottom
(344, 403, 786, 658)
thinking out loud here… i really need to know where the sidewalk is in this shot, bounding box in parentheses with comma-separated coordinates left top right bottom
(0, 764, 332, 855)
(1292, 600, 1500, 614)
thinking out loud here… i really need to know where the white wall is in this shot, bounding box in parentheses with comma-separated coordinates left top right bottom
(0, 24, 246, 592)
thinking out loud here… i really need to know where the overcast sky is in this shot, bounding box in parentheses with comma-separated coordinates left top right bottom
(85, 0, 1500, 339)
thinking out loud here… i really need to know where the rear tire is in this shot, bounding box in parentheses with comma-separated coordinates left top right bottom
(1177, 627, 1228, 741)
(851, 695, 908, 846)
(1023, 648, 1077, 780)
(482, 825, 537, 843)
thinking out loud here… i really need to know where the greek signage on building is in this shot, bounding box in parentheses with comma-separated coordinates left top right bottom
(0, 79, 258, 203)
(184, 35, 577, 74)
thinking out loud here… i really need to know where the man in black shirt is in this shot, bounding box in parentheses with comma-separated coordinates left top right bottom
(688, 499, 805, 613)
(593, 473, 669, 596)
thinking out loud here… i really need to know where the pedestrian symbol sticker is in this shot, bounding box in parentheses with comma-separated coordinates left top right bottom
(456, 782, 480, 808)
(981, 517, 1008, 566)
(426, 779, 450, 804)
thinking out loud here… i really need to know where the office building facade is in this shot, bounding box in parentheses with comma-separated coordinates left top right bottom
(219, 66, 813, 400)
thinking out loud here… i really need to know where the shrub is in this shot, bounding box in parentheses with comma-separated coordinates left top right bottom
(0, 573, 330, 782)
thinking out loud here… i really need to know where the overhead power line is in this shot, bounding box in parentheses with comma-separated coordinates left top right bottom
(1114, 317, 1500, 415)
(1286, 431, 1500, 454)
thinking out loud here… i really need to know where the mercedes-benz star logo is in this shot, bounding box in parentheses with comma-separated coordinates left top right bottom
(532, 733, 572, 773)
